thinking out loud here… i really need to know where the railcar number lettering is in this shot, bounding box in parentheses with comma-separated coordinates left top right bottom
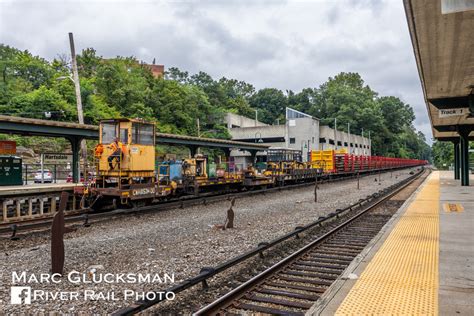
(132, 188, 155, 196)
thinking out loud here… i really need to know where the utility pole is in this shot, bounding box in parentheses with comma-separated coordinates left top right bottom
(361, 128, 364, 155)
(68, 33, 87, 159)
(196, 118, 201, 154)
(69, 33, 84, 125)
(255, 109, 258, 126)
(347, 122, 351, 154)
(368, 131, 371, 156)
(334, 118, 337, 150)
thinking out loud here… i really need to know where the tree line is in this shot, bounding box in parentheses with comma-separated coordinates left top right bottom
(0, 44, 430, 160)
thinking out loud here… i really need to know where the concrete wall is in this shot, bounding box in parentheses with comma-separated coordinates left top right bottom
(225, 113, 268, 128)
(230, 150, 269, 170)
(229, 117, 320, 162)
(226, 112, 371, 158)
(318, 126, 371, 155)
(286, 117, 319, 161)
(319, 125, 335, 150)
(229, 125, 285, 143)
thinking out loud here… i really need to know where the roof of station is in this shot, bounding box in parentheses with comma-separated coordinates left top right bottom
(404, 0, 474, 140)
(0, 115, 269, 151)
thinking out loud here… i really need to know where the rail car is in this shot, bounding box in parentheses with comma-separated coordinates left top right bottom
(81, 119, 427, 210)
(88, 118, 159, 208)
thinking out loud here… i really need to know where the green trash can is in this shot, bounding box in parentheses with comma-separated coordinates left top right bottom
(0, 155, 23, 186)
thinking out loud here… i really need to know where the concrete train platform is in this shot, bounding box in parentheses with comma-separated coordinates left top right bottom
(310, 170, 473, 315)
(0, 183, 82, 198)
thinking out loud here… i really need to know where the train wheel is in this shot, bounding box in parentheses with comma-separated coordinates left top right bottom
(130, 198, 153, 208)
(130, 200, 146, 208)
(90, 197, 117, 212)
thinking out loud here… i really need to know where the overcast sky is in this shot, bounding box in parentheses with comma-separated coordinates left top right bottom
(0, 0, 432, 141)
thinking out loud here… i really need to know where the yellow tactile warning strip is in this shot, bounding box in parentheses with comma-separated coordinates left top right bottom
(336, 171, 440, 315)
(443, 203, 464, 213)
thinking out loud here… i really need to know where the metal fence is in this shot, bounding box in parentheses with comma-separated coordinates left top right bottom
(22, 163, 93, 184)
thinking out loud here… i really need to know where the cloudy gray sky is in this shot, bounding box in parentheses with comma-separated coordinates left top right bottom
(0, 0, 432, 141)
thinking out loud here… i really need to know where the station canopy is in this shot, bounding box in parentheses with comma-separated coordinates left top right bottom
(404, 0, 474, 141)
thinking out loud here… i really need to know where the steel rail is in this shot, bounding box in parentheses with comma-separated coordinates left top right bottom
(0, 166, 411, 237)
(194, 168, 426, 315)
(0, 172, 340, 236)
(112, 167, 425, 316)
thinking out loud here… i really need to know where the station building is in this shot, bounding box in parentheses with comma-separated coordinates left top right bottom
(225, 108, 371, 165)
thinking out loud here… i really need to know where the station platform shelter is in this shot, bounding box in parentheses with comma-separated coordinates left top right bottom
(310, 170, 473, 315)
(404, 0, 474, 186)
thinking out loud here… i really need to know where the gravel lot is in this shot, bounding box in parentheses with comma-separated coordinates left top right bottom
(0, 169, 416, 314)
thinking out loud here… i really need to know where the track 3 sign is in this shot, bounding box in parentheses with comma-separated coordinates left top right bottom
(438, 108, 469, 118)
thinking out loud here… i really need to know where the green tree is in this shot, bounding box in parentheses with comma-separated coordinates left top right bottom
(189, 71, 227, 109)
(378, 96, 414, 134)
(148, 78, 228, 138)
(9, 48, 53, 89)
(217, 77, 255, 117)
(0, 43, 431, 160)
(287, 88, 315, 114)
(219, 77, 255, 99)
(95, 57, 153, 119)
(165, 67, 189, 84)
(432, 141, 453, 169)
(288, 72, 430, 158)
(0, 44, 54, 105)
(4, 86, 75, 120)
(249, 88, 288, 124)
(77, 48, 101, 78)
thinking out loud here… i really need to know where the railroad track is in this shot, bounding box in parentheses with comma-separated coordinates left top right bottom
(194, 169, 428, 316)
(0, 168, 401, 238)
(111, 167, 427, 316)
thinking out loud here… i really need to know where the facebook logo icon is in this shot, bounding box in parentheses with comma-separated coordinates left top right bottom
(11, 286, 31, 304)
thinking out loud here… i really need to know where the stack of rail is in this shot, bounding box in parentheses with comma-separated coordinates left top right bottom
(310, 149, 425, 173)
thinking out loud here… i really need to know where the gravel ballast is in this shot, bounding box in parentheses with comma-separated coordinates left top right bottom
(0, 169, 416, 314)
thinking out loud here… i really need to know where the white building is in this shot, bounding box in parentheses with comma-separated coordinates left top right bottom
(225, 108, 371, 163)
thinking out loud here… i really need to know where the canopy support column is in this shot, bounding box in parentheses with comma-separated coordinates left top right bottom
(249, 150, 257, 165)
(68, 136, 82, 183)
(459, 127, 471, 186)
(453, 139, 460, 180)
(189, 146, 199, 158)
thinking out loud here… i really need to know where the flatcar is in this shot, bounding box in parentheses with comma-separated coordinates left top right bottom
(81, 119, 428, 210)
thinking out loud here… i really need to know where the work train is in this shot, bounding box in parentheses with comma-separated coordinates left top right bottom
(81, 118, 427, 209)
